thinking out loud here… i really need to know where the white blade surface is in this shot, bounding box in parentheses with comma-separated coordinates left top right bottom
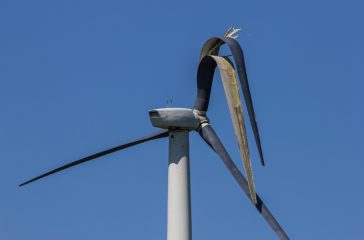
(211, 55, 257, 204)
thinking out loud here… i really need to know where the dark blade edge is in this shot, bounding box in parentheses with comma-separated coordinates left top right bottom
(199, 125, 288, 240)
(19, 130, 169, 187)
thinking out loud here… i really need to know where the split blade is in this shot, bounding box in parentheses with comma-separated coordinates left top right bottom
(211, 55, 257, 204)
(198, 36, 266, 166)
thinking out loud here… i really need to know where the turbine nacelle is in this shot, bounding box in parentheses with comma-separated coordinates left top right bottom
(149, 108, 201, 130)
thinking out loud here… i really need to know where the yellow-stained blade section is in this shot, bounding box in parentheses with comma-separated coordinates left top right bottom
(211, 55, 257, 204)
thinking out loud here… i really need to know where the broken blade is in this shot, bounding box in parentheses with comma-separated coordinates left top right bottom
(211, 55, 257, 204)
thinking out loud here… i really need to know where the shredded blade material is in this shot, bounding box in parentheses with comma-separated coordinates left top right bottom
(224, 27, 241, 39)
(211, 55, 257, 204)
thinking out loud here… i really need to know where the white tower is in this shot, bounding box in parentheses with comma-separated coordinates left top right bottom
(149, 108, 200, 240)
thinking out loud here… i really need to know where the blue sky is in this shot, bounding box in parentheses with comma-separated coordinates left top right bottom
(1, 0, 363, 239)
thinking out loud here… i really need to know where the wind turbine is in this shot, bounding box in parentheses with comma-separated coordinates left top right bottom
(20, 28, 289, 240)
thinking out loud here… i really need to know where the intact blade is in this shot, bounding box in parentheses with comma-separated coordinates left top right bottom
(211, 55, 257, 204)
(198, 37, 266, 166)
(199, 124, 289, 240)
(19, 130, 169, 187)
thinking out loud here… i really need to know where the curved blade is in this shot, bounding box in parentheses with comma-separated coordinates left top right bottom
(199, 124, 288, 240)
(198, 37, 265, 166)
(19, 130, 169, 187)
(211, 55, 256, 204)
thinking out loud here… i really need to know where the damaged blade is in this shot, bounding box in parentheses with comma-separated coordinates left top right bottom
(211, 55, 257, 204)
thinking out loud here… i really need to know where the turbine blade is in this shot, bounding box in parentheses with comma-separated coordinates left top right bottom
(19, 130, 169, 187)
(211, 55, 257, 204)
(224, 37, 265, 166)
(198, 124, 288, 240)
(198, 37, 266, 166)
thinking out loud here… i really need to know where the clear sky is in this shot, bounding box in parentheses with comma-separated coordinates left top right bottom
(1, 0, 363, 239)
